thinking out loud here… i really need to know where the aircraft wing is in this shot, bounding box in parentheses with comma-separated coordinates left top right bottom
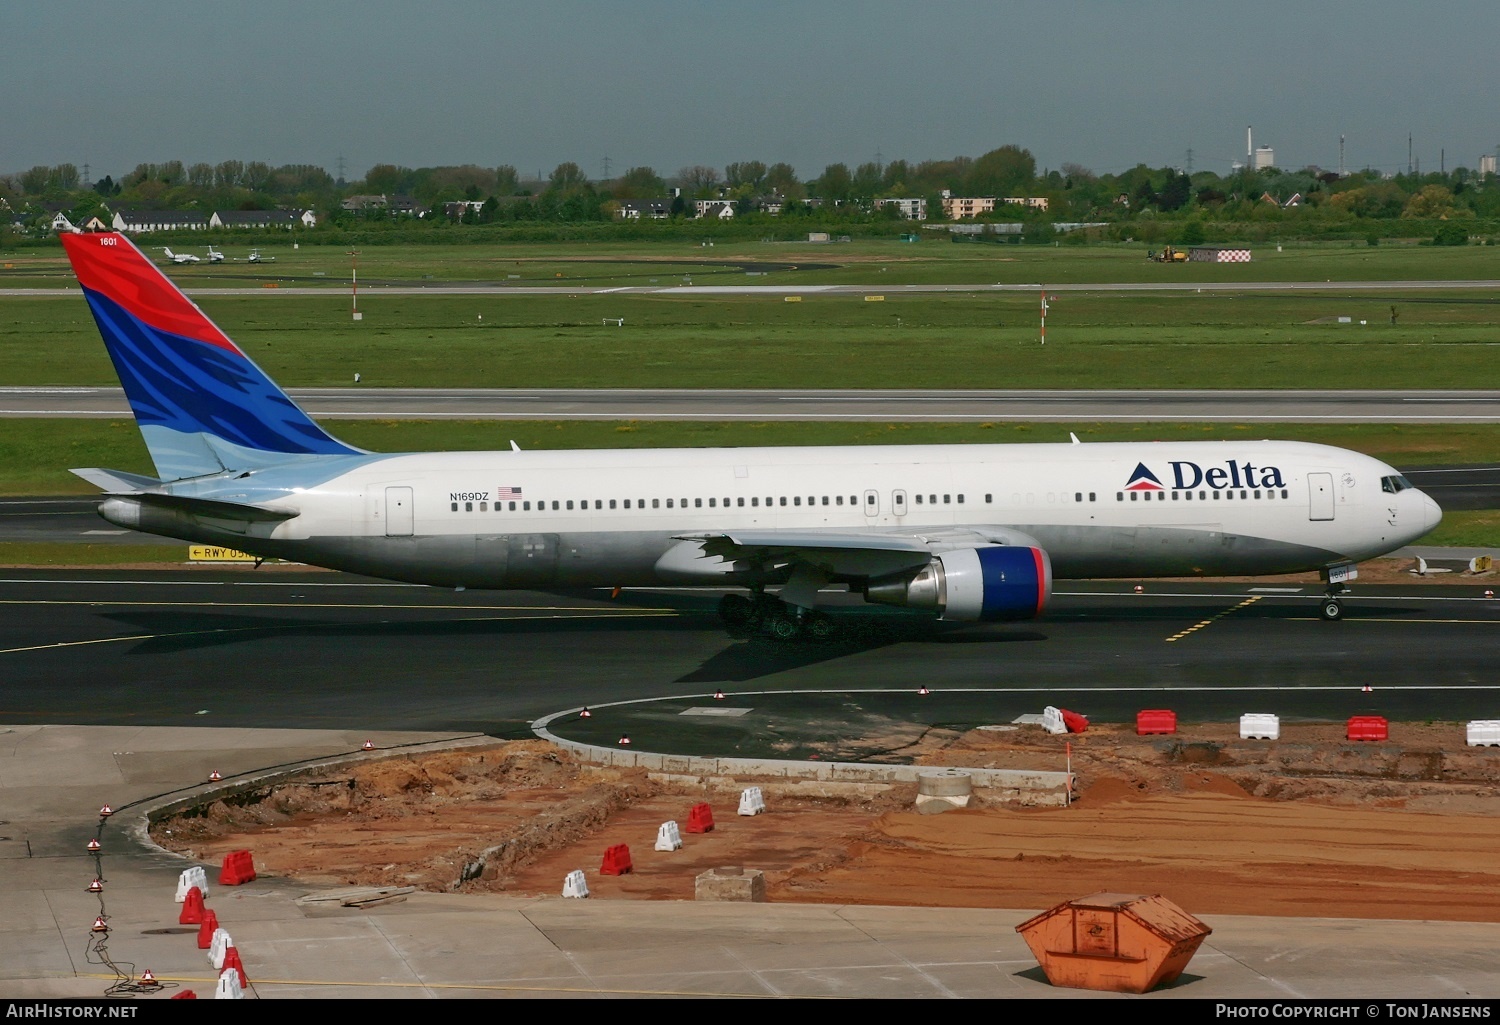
(663, 525, 1043, 579)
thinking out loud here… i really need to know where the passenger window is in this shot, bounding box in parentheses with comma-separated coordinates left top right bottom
(957, 494, 964, 504)
(508, 501, 516, 511)
(1089, 493, 1096, 501)
(694, 498, 702, 508)
(609, 500, 617, 509)
(915, 494, 923, 504)
(985, 493, 993, 503)
(524, 501, 531, 510)
(779, 497, 787, 506)
(751, 497, 759, 507)
(821, 496, 828, 506)
(450, 502, 458, 512)
(709, 498, 717, 508)
(653, 499, 660, 509)
(794, 496, 801, 506)
(567, 500, 574, 510)
(1130, 493, 1138, 501)
(666, 498, 673, 508)
(1117, 492, 1123, 501)
(836, 495, 843, 505)
(480, 501, 487, 511)
(623, 499, 630, 509)
(737, 497, 744, 507)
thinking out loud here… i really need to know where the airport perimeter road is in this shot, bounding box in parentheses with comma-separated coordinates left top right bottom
(1, 572, 1496, 735)
(4, 386, 1500, 422)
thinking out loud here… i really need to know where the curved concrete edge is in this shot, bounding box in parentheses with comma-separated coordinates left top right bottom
(532, 705, 1073, 803)
(126, 733, 499, 860)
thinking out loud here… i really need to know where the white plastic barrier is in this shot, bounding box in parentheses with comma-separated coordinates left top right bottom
(208, 927, 233, 969)
(1240, 713, 1280, 740)
(214, 968, 244, 1000)
(562, 869, 590, 898)
(175, 866, 209, 902)
(1466, 720, 1500, 747)
(654, 821, 683, 852)
(1041, 706, 1068, 735)
(738, 786, 766, 816)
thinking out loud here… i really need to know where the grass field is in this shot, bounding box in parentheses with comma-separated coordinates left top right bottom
(3, 288, 1498, 389)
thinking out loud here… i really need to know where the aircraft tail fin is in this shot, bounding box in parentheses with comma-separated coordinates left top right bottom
(61, 232, 362, 481)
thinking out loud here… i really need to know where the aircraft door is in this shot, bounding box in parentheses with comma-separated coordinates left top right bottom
(1308, 473, 1335, 521)
(863, 489, 880, 522)
(891, 490, 907, 517)
(385, 487, 414, 536)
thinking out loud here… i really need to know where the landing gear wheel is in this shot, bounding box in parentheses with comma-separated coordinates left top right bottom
(767, 613, 802, 641)
(718, 593, 753, 627)
(1318, 598, 1344, 621)
(804, 612, 835, 642)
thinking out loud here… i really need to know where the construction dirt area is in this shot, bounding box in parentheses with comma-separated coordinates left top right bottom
(152, 718, 1500, 924)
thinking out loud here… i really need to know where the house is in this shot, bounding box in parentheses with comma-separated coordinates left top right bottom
(615, 199, 671, 220)
(387, 194, 425, 216)
(80, 215, 109, 232)
(341, 194, 387, 212)
(875, 197, 927, 220)
(694, 200, 735, 219)
(50, 212, 76, 233)
(110, 209, 210, 233)
(442, 200, 486, 220)
(1002, 196, 1049, 211)
(210, 209, 316, 229)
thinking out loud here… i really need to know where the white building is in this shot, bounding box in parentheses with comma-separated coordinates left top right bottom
(1481, 154, 1497, 176)
(111, 210, 210, 233)
(1253, 146, 1276, 170)
(875, 197, 927, 220)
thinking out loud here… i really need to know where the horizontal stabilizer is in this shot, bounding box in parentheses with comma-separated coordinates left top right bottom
(70, 467, 163, 493)
(129, 493, 298, 523)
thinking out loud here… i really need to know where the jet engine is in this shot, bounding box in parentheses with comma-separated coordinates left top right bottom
(863, 546, 1051, 622)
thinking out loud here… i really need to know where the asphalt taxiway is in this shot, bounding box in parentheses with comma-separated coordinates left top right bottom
(2, 571, 1497, 737)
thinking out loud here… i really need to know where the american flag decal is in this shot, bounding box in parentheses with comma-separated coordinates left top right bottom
(497, 486, 523, 499)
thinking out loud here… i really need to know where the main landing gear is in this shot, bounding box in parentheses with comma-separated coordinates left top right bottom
(718, 592, 835, 642)
(1318, 583, 1347, 622)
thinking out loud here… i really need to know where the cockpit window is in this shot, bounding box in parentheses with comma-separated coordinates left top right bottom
(1381, 475, 1413, 494)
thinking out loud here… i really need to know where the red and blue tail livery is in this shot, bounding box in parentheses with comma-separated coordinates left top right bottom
(61, 231, 359, 481)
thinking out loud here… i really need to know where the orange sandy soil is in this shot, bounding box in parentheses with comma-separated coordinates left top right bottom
(154, 720, 1500, 923)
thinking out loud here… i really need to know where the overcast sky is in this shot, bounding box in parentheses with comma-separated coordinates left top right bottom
(6, 1, 1497, 184)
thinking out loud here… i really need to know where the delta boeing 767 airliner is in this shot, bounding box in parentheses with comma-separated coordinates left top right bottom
(60, 231, 1441, 640)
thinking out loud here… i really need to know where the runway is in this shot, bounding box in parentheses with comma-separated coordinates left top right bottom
(4, 386, 1500, 421)
(1, 571, 1495, 745)
(6, 278, 1500, 298)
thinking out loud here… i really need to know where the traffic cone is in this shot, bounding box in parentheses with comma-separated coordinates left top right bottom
(714, 689, 725, 700)
(86, 838, 101, 853)
(139, 969, 160, 989)
(99, 804, 113, 817)
(91, 915, 109, 933)
(1362, 683, 1372, 694)
(618, 734, 631, 746)
(87, 878, 103, 893)
(579, 707, 592, 718)
(207, 770, 222, 782)
(918, 685, 930, 696)
(362, 739, 375, 751)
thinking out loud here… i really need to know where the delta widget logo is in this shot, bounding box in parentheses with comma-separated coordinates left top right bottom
(1124, 463, 1164, 491)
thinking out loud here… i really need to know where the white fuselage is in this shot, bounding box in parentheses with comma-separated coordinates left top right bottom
(108, 439, 1441, 593)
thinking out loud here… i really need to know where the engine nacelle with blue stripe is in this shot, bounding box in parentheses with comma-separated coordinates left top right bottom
(864, 546, 1052, 622)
